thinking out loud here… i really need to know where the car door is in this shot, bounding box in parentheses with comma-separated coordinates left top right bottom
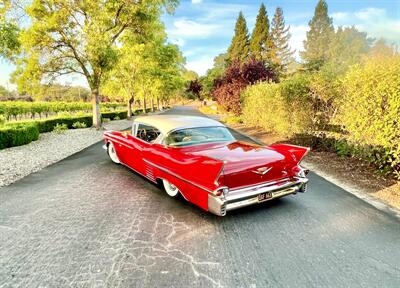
(123, 123, 161, 177)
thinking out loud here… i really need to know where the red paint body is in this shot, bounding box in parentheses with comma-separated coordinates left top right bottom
(104, 131, 309, 213)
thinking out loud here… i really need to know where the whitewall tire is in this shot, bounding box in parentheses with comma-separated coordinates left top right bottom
(107, 142, 120, 164)
(162, 179, 180, 197)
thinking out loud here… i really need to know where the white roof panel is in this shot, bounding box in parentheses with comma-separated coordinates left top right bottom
(134, 115, 225, 135)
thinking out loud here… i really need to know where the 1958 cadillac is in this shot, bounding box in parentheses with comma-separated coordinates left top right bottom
(103, 115, 310, 216)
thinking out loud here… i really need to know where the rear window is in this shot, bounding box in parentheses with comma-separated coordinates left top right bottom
(165, 126, 234, 147)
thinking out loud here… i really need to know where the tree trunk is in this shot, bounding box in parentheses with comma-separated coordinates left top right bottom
(157, 97, 160, 111)
(92, 88, 101, 128)
(143, 98, 147, 114)
(127, 96, 134, 118)
(150, 97, 154, 112)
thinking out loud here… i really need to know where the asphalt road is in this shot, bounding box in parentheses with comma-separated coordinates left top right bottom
(1, 106, 400, 288)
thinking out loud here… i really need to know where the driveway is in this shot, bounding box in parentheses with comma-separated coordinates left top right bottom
(1, 106, 399, 287)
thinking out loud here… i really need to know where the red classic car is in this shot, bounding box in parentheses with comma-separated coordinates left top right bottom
(103, 115, 309, 216)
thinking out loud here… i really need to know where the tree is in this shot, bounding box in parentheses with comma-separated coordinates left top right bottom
(227, 12, 250, 62)
(369, 38, 398, 57)
(15, 0, 177, 128)
(0, 0, 20, 60)
(249, 3, 270, 61)
(212, 58, 276, 115)
(186, 79, 202, 99)
(270, 7, 295, 77)
(301, 0, 334, 70)
(103, 27, 184, 116)
(200, 53, 227, 98)
(326, 26, 371, 74)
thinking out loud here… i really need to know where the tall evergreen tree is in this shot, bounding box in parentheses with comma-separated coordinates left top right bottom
(300, 0, 334, 70)
(249, 3, 270, 60)
(227, 12, 250, 62)
(270, 7, 294, 76)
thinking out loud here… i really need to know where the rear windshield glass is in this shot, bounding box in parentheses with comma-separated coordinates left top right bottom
(165, 126, 234, 147)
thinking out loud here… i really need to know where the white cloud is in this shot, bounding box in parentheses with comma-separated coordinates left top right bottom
(288, 25, 308, 59)
(168, 19, 221, 39)
(333, 7, 400, 45)
(185, 55, 214, 76)
(331, 12, 348, 21)
(355, 8, 385, 20)
(191, 0, 202, 4)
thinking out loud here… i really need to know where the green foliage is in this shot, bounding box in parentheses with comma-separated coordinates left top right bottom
(101, 110, 127, 121)
(242, 74, 314, 136)
(227, 12, 250, 62)
(200, 54, 227, 98)
(338, 55, 400, 177)
(198, 105, 219, 115)
(33, 116, 93, 133)
(0, 101, 124, 120)
(326, 26, 371, 75)
(15, 0, 178, 127)
(249, 3, 269, 60)
(301, 0, 334, 70)
(0, 114, 6, 125)
(0, 122, 39, 149)
(72, 121, 87, 129)
(53, 123, 68, 134)
(222, 115, 242, 124)
(270, 7, 294, 77)
(0, 17, 20, 60)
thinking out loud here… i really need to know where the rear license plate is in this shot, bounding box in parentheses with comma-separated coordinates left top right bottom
(258, 192, 272, 202)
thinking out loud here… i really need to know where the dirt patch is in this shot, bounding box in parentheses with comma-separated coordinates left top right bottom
(228, 123, 400, 211)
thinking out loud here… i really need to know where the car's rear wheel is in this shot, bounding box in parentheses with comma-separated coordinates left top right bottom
(107, 142, 120, 164)
(162, 179, 180, 197)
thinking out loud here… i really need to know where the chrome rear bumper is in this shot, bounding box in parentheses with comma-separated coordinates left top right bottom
(208, 177, 308, 216)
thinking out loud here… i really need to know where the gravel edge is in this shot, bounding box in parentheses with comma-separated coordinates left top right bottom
(0, 120, 131, 188)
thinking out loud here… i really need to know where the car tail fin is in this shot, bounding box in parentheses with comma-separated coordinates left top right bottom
(268, 144, 310, 164)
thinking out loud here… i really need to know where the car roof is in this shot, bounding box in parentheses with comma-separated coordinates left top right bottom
(134, 115, 225, 135)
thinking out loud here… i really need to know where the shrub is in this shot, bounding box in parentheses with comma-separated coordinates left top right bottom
(212, 59, 276, 115)
(0, 101, 125, 119)
(53, 123, 68, 133)
(0, 115, 5, 126)
(222, 115, 242, 124)
(338, 55, 400, 177)
(72, 121, 87, 129)
(101, 110, 127, 121)
(0, 123, 39, 149)
(241, 74, 313, 136)
(113, 116, 120, 120)
(35, 115, 93, 133)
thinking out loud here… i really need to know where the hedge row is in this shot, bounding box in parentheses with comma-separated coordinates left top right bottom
(241, 55, 400, 178)
(0, 123, 40, 149)
(0, 110, 129, 149)
(0, 101, 125, 119)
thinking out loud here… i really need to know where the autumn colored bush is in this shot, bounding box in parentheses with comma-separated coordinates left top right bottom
(212, 59, 276, 115)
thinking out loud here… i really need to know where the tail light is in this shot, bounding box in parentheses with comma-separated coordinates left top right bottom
(212, 187, 229, 197)
(292, 165, 309, 178)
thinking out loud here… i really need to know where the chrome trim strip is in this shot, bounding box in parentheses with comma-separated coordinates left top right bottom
(207, 177, 308, 216)
(229, 178, 291, 193)
(120, 162, 158, 184)
(226, 178, 308, 202)
(143, 159, 213, 193)
(226, 187, 297, 211)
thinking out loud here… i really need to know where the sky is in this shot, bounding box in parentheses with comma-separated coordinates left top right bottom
(1, 0, 399, 88)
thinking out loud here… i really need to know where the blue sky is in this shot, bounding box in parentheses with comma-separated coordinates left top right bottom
(1, 0, 399, 88)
